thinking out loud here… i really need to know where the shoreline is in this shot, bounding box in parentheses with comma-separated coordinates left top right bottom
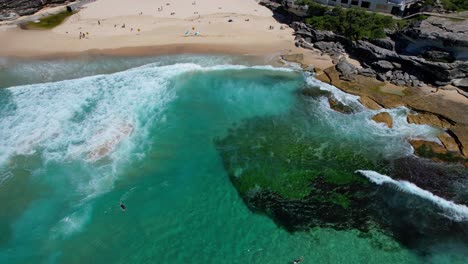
(1, 0, 466, 162)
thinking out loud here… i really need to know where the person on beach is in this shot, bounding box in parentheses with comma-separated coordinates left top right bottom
(98, 20, 100, 25)
(79, 31, 82, 39)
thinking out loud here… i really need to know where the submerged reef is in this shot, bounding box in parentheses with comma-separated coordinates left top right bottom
(215, 86, 468, 251)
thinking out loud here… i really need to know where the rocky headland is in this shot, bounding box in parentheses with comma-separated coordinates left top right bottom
(263, 0, 468, 162)
(0, 0, 76, 21)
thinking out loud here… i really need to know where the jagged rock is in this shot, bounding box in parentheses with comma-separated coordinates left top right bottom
(358, 67, 376, 78)
(267, 6, 468, 88)
(314, 41, 344, 56)
(392, 79, 406, 86)
(335, 58, 357, 81)
(376, 73, 387, 82)
(372, 60, 394, 71)
(407, 113, 452, 129)
(291, 22, 347, 43)
(351, 40, 468, 86)
(437, 132, 460, 153)
(328, 98, 354, 114)
(403, 72, 410, 81)
(359, 96, 382, 110)
(409, 139, 467, 165)
(435, 80, 451, 87)
(300, 87, 331, 98)
(298, 39, 315, 50)
(452, 78, 468, 89)
(451, 125, 468, 157)
(410, 140, 447, 156)
(423, 50, 455, 63)
(0, 11, 18, 20)
(397, 16, 468, 60)
(371, 112, 393, 128)
(0, 0, 75, 20)
(369, 37, 395, 51)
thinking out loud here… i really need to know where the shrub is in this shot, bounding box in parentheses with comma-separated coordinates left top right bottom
(305, 6, 396, 40)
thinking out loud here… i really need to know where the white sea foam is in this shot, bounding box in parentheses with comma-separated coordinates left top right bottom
(51, 206, 92, 238)
(1, 63, 293, 166)
(0, 62, 297, 239)
(306, 76, 362, 107)
(306, 76, 441, 157)
(357, 170, 468, 221)
(0, 62, 296, 196)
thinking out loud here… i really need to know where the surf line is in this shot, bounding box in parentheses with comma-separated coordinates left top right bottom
(356, 170, 468, 221)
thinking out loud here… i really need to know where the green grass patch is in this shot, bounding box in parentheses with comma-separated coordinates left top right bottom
(21, 10, 74, 30)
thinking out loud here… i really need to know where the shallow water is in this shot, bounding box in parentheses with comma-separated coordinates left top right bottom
(0, 55, 466, 263)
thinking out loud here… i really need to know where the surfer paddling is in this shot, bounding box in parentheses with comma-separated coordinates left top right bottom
(291, 257, 304, 264)
(120, 202, 127, 211)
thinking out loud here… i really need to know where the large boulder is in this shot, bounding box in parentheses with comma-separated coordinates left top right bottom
(0, 0, 75, 20)
(371, 112, 393, 128)
(369, 37, 395, 51)
(291, 22, 347, 43)
(372, 60, 394, 71)
(423, 50, 456, 63)
(314, 41, 345, 56)
(452, 78, 468, 89)
(359, 96, 382, 110)
(397, 16, 468, 60)
(407, 113, 453, 129)
(437, 132, 461, 153)
(351, 40, 468, 86)
(335, 58, 357, 81)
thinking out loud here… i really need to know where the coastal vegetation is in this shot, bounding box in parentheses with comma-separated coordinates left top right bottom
(20, 10, 74, 30)
(295, 1, 430, 40)
(302, 3, 396, 40)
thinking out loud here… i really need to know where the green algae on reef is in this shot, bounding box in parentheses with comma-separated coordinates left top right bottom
(215, 114, 379, 205)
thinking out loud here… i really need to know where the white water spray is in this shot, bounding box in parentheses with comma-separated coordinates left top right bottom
(357, 170, 468, 222)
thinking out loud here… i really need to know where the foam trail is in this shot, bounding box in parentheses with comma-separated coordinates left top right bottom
(51, 206, 92, 239)
(357, 170, 468, 221)
(120, 187, 137, 202)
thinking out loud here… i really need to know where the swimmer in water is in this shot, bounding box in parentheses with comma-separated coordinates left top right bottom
(292, 257, 303, 264)
(120, 202, 127, 211)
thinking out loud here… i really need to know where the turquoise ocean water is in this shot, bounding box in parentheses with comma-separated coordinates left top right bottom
(0, 55, 466, 263)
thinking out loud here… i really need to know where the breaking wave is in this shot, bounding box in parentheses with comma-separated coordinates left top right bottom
(357, 170, 468, 221)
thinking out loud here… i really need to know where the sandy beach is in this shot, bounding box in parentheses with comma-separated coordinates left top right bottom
(0, 0, 334, 69)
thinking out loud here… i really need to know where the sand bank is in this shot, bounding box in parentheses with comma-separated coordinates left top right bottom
(0, 0, 334, 69)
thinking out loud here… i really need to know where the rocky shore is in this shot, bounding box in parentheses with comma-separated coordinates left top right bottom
(264, 0, 468, 163)
(0, 0, 76, 21)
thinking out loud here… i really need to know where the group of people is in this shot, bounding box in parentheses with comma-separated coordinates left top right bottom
(78, 31, 88, 39)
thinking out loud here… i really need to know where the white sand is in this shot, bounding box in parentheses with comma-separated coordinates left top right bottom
(0, 0, 336, 68)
